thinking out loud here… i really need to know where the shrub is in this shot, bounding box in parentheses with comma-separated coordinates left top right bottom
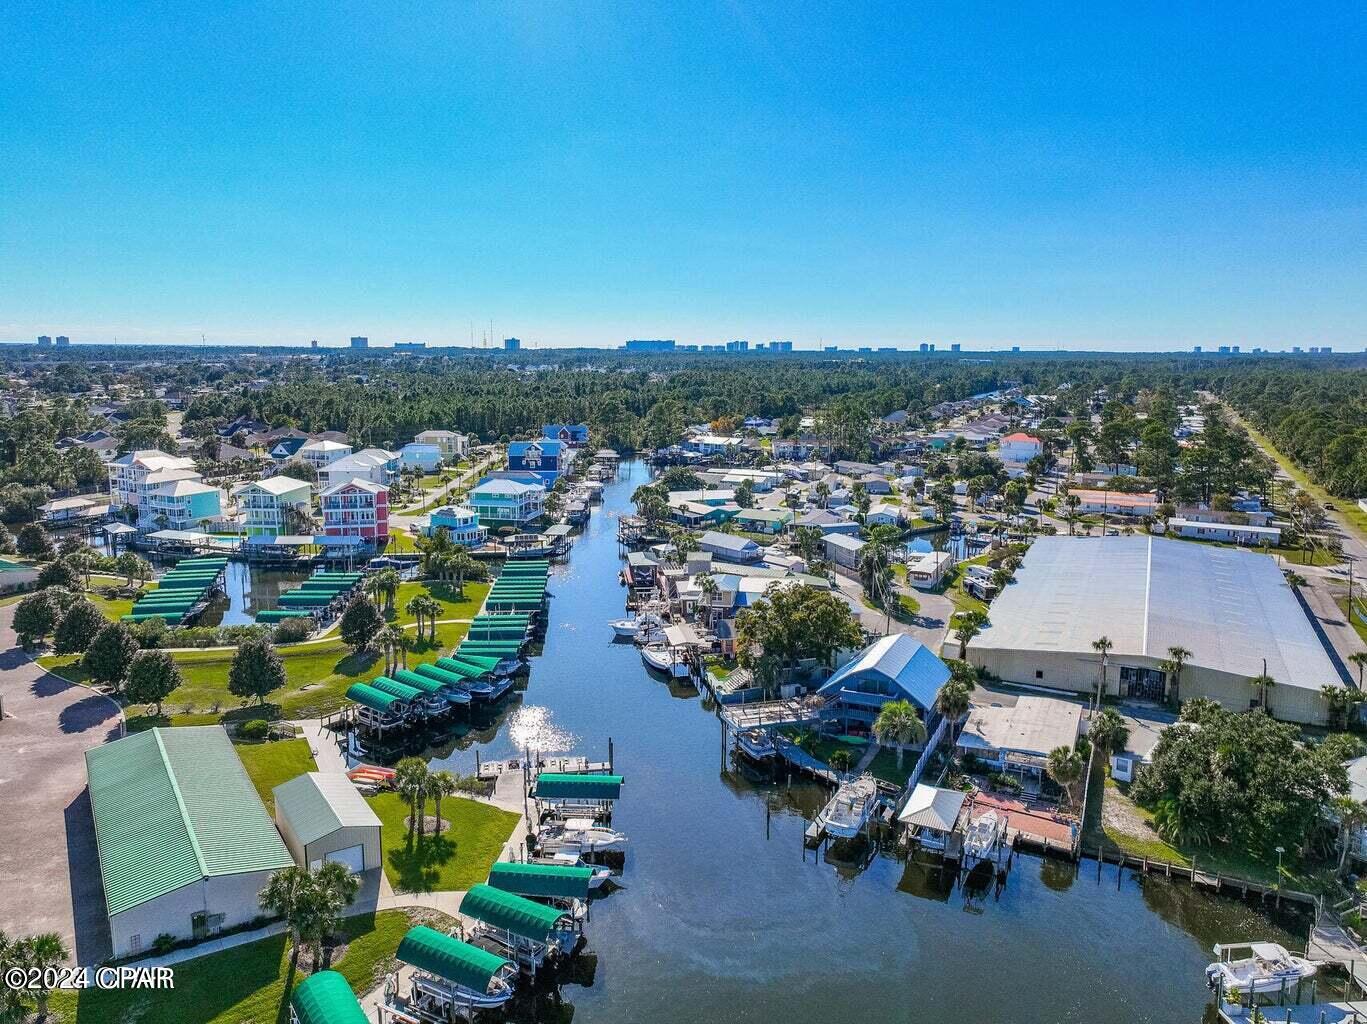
(16, 524, 54, 561)
(83, 622, 141, 690)
(272, 617, 313, 644)
(54, 598, 105, 654)
(150, 934, 178, 956)
(239, 719, 271, 741)
(37, 558, 84, 592)
(13, 591, 60, 647)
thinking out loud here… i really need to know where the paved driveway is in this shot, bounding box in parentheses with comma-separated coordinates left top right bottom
(0, 603, 122, 963)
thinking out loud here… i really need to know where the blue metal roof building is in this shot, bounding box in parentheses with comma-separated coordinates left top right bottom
(816, 634, 951, 731)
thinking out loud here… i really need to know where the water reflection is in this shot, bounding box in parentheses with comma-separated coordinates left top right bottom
(506, 704, 579, 756)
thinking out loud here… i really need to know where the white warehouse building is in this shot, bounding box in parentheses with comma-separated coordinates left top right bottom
(954, 535, 1345, 725)
(273, 771, 383, 874)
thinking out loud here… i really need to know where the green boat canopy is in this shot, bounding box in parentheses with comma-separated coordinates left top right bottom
(460, 883, 571, 944)
(368, 676, 424, 703)
(346, 683, 401, 713)
(290, 970, 367, 1024)
(431, 659, 481, 680)
(488, 861, 594, 901)
(392, 669, 446, 695)
(532, 773, 624, 801)
(395, 925, 511, 993)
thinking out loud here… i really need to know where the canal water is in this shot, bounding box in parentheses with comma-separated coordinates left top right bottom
(426, 460, 1305, 1024)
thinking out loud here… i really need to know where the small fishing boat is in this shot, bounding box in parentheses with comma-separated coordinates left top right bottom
(526, 852, 615, 889)
(1206, 942, 1319, 995)
(816, 774, 880, 839)
(963, 810, 1006, 864)
(535, 817, 629, 855)
(736, 728, 777, 762)
(609, 613, 656, 639)
(640, 643, 690, 678)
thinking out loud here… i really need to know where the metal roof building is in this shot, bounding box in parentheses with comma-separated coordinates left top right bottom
(274, 771, 382, 874)
(960, 536, 1345, 724)
(85, 726, 294, 958)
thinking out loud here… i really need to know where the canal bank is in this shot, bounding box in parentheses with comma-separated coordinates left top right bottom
(424, 459, 1307, 1024)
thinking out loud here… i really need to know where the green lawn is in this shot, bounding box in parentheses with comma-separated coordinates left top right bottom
(86, 582, 155, 622)
(46, 908, 437, 1024)
(388, 579, 490, 627)
(1337, 593, 1367, 647)
(235, 738, 317, 812)
(367, 792, 519, 894)
(867, 748, 914, 788)
(38, 622, 470, 728)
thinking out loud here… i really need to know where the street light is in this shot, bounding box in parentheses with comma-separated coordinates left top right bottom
(1275, 845, 1285, 888)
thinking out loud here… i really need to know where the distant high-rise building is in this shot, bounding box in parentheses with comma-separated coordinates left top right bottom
(1231, 345, 1241, 353)
(55, 335, 69, 347)
(878, 346, 896, 352)
(350, 336, 369, 349)
(918, 343, 929, 353)
(858, 347, 873, 352)
(726, 340, 749, 353)
(770, 340, 793, 352)
(928, 343, 935, 352)
(754, 342, 767, 351)
(36, 335, 51, 346)
(1011, 346, 1021, 353)
(1292, 346, 1302, 353)
(1217, 346, 1231, 354)
(394, 341, 426, 353)
(311, 339, 319, 349)
(824, 346, 838, 353)
(1321, 346, 1333, 354)
(950, 343, 961, 352)
(503, 337, 521, 351)
(623, 339, 675, 353)
(1193, 345, 1203, 353)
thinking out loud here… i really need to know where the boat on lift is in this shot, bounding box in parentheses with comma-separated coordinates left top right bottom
(640, 643, 691, 678)
(609, 609, 664, 640)
(815, 774, 880, 839)
(535, 817, 629, 855)
(525, 852, 615, 889)
(736, 728, 777, 762)
(1206, 942, 1319, 995)
(962, 809, 1006, 865)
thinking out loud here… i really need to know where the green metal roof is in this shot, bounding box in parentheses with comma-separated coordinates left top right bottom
(346, 682, 400, 713)
(85, 726, 293, 917)
(532, 773, 624, 801)
(273, 772, 381, 848)
(432, 658, 480, 680)
(488, 861, 593, 901)
(448, 653, 500, 671)
(289, 970, 368, 1024)
(396, 926, 510, 993)
(393, 669, 446, 695)
(460, 883, 570, 943)
(419, 663, 476, 686)
(368, 676, 425, 703)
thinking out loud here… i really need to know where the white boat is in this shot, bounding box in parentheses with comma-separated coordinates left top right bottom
(609, 611, 663, 640)
(736, 728, 777, 761)
(1206, 942, 1318, 996)
(816, 774, 880, 839)
(640, 643, 690, 678)
(527, 852, 615, 889)
(963, 810, 1006, 863)
(535, 816, 629, 855)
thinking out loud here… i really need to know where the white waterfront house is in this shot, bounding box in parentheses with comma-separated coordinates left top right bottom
(234, 476, 313, 538)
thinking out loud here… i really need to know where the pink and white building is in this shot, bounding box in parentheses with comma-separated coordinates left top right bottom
(321, 479, 389, 542)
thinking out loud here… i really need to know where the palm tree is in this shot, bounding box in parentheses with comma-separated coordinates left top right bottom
(373, 568, 401, 614)
(696, 573, 719, 628)
(258, 865, 319, 967)
(1333, 796, 1367, 876)
(310, 862, 361, 966)
(814, 480, 831, 508)
(1160, 645, 1193, 709)
(419, 595, 443, 642)
(872, 699, 927, 769)
(1089, 707, 1130, 761)
(1249, 672, 1276, 713)
(394, 629, 412, 670)
(1064, 493, 1081, 535)
(376, 625, 405, 675)
(406, 593, 428, 638)
(428, 770, 457, 835)
(19, 931, 68, 1020)
(934, 679, 973, 739)
(1350, 651, 1367, 687)
(953, 609, 988, 659)
(827, 748, 854, 775)
(393, 756, 430, 837)
(1046, 745, 1085, 807)
(1090, 636, 1113, 707)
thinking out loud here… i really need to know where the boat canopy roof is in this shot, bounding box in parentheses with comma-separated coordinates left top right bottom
(368, 676, 424, 702)
(488, 861, 593, 901)
(346, 683, 400, 713)
(392, 669, 445, 695)
(460, 883, 571, 943)
(395, 925, 511, 993)
(289, 970, 367, 1024)
(532, 773, 624, 801)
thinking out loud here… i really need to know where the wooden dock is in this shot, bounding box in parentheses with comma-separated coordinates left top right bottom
(1217, 1000, 1367, 1023)
(476, 755, 612, 781)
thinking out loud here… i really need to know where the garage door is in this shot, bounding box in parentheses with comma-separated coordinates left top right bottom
(324, 844, 365, 872)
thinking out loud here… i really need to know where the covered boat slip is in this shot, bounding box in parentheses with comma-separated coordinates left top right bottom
(289, 969, 367, 1024)
(395, 667, 472, 706)
(488, 861, 594, 902)
(459, 883, 579, 975)
(258, 570, 362, 621)
(122, 557, 228, 624)
(345, 682, 410, 731)
(390, 925, 517, 1017)
(532, 772, 624, 822)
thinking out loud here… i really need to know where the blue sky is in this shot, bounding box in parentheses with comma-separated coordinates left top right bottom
(1, 2, 1363, 350)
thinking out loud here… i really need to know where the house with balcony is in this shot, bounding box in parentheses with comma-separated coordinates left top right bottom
(542, 423, 589, 446)
(143, 479, 224, 532)
(425, 504, 487, 547)
(468, 478, 545, 529)
(320, 479, 389, 542)
(297, 439, 353, 471)
(998, 432, 1043, 464)
(507, 440, 567, 487)
(319, 449, 398, 491)
(816, 634, 950, 738)
(108, 449, 223, 530)
(415, 430, 470, 459)
(233, 476, 313, 537)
